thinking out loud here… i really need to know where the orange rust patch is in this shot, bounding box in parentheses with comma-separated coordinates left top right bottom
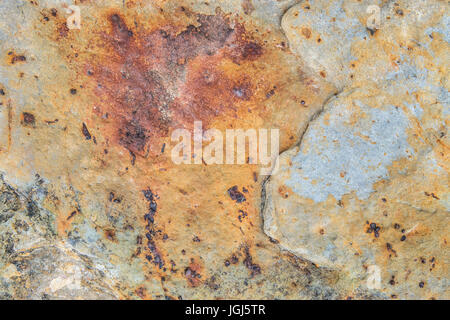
(61, 10, 265, 157)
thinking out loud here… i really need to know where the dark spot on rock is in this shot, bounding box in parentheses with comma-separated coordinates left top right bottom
(0, 190, 21, 213)
(424, 191, 439, 200)
(119, 120, 148, 155)
(266, 89, 275, 99)
(367, 222, 381, 238)
(238, 209, 248, 222)
(243, 246, 261, 277)
(11, 55, 26, 64)
(232, 85, 252, 100)
(45, 119, 58, 124)
(301, 27, 311, 39)
(104, 229, 116, 241)
(70, 88, 77, 95)
(142, 188, 164, 269)
(227, 186, 246, 203)
(74, 10, 267, 157)
(109, 13, 134, 45)
(366, 28, 377, 36)
(82, 123, 92, 140)
(400, 235, 406, 241)
(184, 263, 202, 287)
(66, 210, 77, 220)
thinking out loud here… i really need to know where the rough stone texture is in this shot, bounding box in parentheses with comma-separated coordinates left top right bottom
(0, 0, 448, 300)
(264, 0, 449, 299)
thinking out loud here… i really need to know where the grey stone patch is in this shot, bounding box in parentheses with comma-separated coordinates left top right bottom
(285, 92, 413, 202)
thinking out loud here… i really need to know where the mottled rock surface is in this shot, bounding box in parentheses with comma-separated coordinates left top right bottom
(0, 0, 448, 300)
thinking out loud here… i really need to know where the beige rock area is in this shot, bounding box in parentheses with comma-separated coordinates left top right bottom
(265, 0, 449, 299)
(0, 0, 448, 299)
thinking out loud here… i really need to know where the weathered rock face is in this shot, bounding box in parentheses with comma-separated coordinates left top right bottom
(0, 0, 448, 300)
